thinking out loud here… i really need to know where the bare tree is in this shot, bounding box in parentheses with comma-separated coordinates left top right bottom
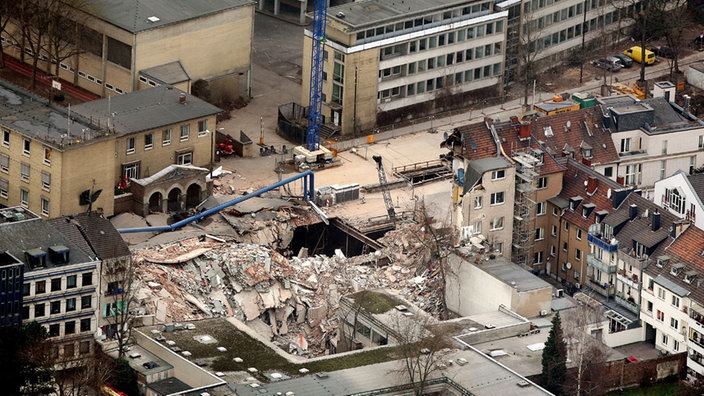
(562, 298, 610, 396)
(44, 0, 92, 78)
(409, 199, 458, 320)
(0, 2, 20, 69)
(650, 0, 690, 77)
(103, 257, 139, 359)
(517, 5, 547, 108)
(54, 344, 115, 396)
(389, 313, 448, 396)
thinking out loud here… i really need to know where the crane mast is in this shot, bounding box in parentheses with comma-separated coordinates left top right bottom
(372, 155, 396, 224)
(305, 0, 328, 152)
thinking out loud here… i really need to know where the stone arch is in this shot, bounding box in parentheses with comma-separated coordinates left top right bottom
(148, 191, 163, 213)
(185, 183, 202, 209)
(167, 187, 182, 212)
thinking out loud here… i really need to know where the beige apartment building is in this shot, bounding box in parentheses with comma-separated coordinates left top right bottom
(0, 81, 220, 218)
(2, 0, 255, 99)
(302, 0, 507, 137)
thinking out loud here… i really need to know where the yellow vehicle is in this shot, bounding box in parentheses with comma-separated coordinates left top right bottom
(623, 46, 656, 65)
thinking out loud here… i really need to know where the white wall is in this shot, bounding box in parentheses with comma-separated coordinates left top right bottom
(653, 172, 704, 231)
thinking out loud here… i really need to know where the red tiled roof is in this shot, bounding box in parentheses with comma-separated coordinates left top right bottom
(528, 108, 620, 166)
(559, 159, 623, 231)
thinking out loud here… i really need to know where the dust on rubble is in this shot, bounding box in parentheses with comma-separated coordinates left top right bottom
(131, 222, 448, 358)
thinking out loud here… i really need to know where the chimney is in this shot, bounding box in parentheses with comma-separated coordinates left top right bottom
(652, 211, 660, 231)
(629, 204, 638, 220)
(518, 123, 531, 140)
(586, 176, 598, 195)
(179, 93, 187, 104)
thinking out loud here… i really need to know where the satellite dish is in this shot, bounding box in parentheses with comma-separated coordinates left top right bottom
(566, 120, 571, 128)
(566, 262, 572, 270)
(607, 188, 612, 199)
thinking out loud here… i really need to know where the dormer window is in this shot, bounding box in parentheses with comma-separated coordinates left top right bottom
(671, 263, 685, 276)
(569, 196, 583, 211)
(583, 148, 592, 158)
(685, 270, 698, 284)
(582, 203, 596, 219)
(656, 256, 670, 268)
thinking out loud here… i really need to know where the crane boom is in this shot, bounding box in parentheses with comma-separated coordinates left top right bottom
(305, 0, 328, 152)
(372, 155, 396, 224)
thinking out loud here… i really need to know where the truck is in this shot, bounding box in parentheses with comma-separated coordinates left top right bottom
(623, 46, 656, 65)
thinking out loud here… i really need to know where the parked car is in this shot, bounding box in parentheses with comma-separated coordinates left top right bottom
(591, 57, 624, 72)
(623, 46, 656, 65)
(650, 46, 675, 59)
(613, 54, 633, 68)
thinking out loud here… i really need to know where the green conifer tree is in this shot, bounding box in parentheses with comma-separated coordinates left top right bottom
(542, 312, 567, 395)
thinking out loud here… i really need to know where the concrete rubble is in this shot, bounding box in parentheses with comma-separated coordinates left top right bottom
(131, 221, 455, 358)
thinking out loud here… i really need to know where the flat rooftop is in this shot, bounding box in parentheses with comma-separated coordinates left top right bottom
(327, 0, 489, 29)
(232, 347, 550, 396)
(478, 257, 552, 292)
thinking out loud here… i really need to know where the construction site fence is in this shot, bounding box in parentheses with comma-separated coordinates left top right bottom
(277, 102, 307, 145)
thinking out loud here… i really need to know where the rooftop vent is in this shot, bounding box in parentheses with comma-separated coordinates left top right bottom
(147, 16, 160, 22)
(49, 245, 70, 264)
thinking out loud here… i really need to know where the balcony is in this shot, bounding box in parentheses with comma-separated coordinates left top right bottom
(615, 292, 639, 314)
(688, 356, 704, 376)
(621, 253, 648, 271)
(588, 233, 619, 252)
(588, 278, 614, 297)
(690, 310, 704, 330)
(587, 254, 617, 274)
(616, 271, 640, 291)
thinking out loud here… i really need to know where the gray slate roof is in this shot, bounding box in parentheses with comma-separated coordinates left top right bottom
(0, 216, 95, 272)
(327, 0, 480, 29)
(51, 212, 131, 260)
(688, 173, 704, 202)
(71, 86, 222, 136)
(463, 156, 510, 194)
(86, 0, 254, 33)
(140, 61, 191, 85)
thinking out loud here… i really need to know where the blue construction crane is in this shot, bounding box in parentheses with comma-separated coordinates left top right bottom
(305, 0, 328, 152)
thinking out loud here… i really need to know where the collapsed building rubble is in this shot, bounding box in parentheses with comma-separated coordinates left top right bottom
(131, 221, 477, 358)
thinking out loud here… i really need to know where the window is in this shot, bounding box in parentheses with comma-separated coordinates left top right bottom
(662, 140, 668, 155)
(576, 229, 583, 240)
(672, 295, 680, 307)
(23, 138, 30, 156)
(550, 245, 556, 256)
(144, 133, 153, 150)
(49, 324, 60, 337)
(20, 189, 29, 208)
(177, 151, 193, 165)
(537, 177, 547, 189)
(43, 147, 51, 165)
(690, 156, 696, 175)
(700, 135, 704, 149)
(646, 301, 653, 312)
(82, 273, 92, 286)
(22, 306, 29, 320)
(0, 153, 8, 172)
(656, 309, 664, 321)
(551, 224, 558, 236)
(620, 138, 631, 153)
(163, 129, 172, 145)
(35, 303, 45, 318)
(491, 216, 504, 230)
(81, 295, 92, 309)
(473, 220, 482, 235)
(79, 341, 90, 354)
(126, 137, 135, 154)
(41, 171, 51, 191)
(50, 301, 61, 314)
(535, 227, 544, 241)
(564, 221, 569, 231)
(41, 197, 49, 217)
(122, 162, 140, 180)
(35, 280, 46, 294)
(64, 343, 74, 358)
(0, 179, 7, 199)
(490, 192, 505, 205)
(198, 120, 208, 137)
(66, 298, 76, 312)
(625, 164, 641, 185)
(674, 340, 680, 352)
(604, 167, 613, 177)
(575, 249, 582, 261)
(660, 160, 666, 180)
(491, 169, 505, 180)
(553, 207, 559, 216)
(670, 317, 679, 330)
(23, 283, 29, 296)
(1, 129, 8, 147)
(661, 334, 668, 346)
(474, 196, 482, 209)
(20, 163, 30, 182)
(537, 202, 546, 215)
(65, 321, 76, 335)
(80, 318, 91, 332)
(534, 251, 544, 264)
(563, 242, 568, 252)
(51, 278, 61, 292)
(180, 125, 190, 141)
(492, 242, 503, 253)
(658, 287, 666, 300)
(66, 275, 77, 289)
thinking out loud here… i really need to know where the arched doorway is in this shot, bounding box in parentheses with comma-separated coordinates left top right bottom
(186, 184, 202, 209)
(167, 188, 182, 212)
(148, 192, 163, 213)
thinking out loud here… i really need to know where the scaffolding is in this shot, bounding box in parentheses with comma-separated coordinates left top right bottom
(512, 149, 542, 269)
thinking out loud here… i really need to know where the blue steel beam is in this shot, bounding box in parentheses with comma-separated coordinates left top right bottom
(118, 171, 315, 234)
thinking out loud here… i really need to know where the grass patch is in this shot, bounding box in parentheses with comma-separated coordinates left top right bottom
(143, 318, 398, 379)
(606, 381, 693, 396)
(350, 290, 401, 314)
